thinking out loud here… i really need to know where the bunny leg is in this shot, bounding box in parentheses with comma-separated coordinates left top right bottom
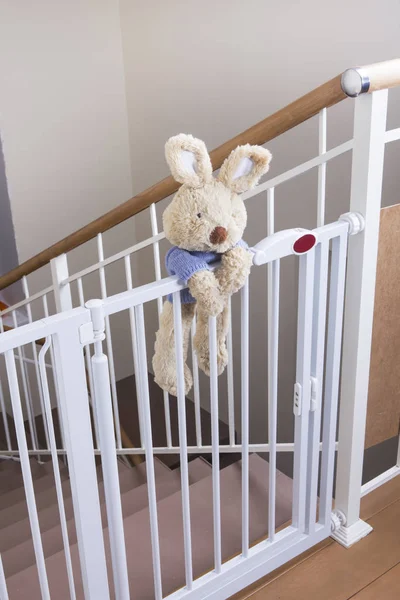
(153, 300, 196, 396)
(194, 300, 230, 377)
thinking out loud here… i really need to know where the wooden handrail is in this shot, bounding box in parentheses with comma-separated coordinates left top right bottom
(0, 58, 399, 292)
(0, 75, 345, 291)
(341, 58, 400, 97)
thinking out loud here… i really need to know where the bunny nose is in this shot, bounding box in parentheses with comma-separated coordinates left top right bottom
(210, 226, 228, 245)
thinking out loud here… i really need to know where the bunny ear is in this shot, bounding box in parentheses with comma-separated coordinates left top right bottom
(217, 145, 272, 194)
(165, 134, 213, 187)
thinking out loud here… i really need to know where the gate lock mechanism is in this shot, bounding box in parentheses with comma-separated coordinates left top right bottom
(252, 228, 317, 266)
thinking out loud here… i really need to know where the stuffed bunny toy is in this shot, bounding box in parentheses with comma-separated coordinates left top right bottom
(153, 134, 272, 396)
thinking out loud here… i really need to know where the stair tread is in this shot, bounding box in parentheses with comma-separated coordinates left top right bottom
(0, 459, 19, 473)
(187, 456, 211, 482)
(0, 462, 68, 511)
(0, 458, 132, 529)
(6, 455, 293, 599)
(0, 457, 167, 553)
(2, 458, 209, 577)
(0, 459, 55, 496)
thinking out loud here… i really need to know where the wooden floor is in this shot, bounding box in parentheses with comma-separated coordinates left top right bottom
(233, 475, 400, 600)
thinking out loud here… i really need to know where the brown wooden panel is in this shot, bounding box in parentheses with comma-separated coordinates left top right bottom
(365, 204, 400, 448)
(351, 563, 400, 599)
(232, 475, 400, 600)
(241, 497, 400, 600)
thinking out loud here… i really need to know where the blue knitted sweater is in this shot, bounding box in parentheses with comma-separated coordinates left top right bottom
(166, 240, 247, 303)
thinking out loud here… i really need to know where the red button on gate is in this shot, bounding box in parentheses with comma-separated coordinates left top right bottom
(293, 234, 316, 254)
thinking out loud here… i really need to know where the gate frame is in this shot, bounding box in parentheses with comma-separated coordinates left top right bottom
(0, 214, 361, 599)
(0, 308, 110, 600)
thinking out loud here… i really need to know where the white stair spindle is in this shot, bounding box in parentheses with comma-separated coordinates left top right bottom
(22, 277, 49, 450)
(38, 338, 76, 600)
(11, 310, 38, 452)
(5, 351, 51, 600)
(241, 280, 250, 557)
(209, 315, 222, 573)
(124, 255, 145, 449)
(77, 277, 100, 450)
(172, 291, 193, 589)
(0, 375, 11, 451)
(42, 294, 67, 458)
(97, 233, 122, 449)
(267, 188, 275, 236)
(267, 260, 280, 541)
(226, 298, 235, 447)
(317, 108, 327, 227)
(191, 318, 203, 447)
(135, 304, 163, 600)
(150, 204, 173, 448)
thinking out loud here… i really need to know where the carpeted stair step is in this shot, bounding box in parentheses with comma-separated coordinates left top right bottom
(0, 459, 55, 496)
(6, 454, 292, 599)
(2, 457, 211, 577)
(0, 457, 167, 554)
(0, 459, 130, 530)
(0, 463, 69, 511)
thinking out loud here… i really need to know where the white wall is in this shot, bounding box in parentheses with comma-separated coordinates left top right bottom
(0, 0, 133, 265)
(0, 0, 135, 416)
(119, 0, 400, 445)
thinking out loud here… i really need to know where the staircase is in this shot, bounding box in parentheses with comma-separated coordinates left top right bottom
(0, 454, 293, 598)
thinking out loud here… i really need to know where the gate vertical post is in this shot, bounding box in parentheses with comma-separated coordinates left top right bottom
(334, 90, 388, 547)
(50, 254, 73, 313)
(292, 249, 315, 532)
(86, 299, 130, 600)
(51, 310, 110, 599)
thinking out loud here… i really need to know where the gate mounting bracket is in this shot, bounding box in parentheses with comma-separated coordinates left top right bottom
(79, 322, 95, 346)
(331, 509, 373, 548)
(339, 212, 365, 235)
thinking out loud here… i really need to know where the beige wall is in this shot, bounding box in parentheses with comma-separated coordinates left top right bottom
(119, 0, 400, 444)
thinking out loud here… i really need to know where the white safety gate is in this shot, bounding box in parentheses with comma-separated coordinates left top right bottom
(0, 214, 356, 600)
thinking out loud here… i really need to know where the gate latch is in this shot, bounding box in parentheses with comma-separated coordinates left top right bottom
(293, 383, 302, 416)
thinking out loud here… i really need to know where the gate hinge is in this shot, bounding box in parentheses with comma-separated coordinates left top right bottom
(79, 321, 106, 346)
(339, 212, 365, 235)
(79, 322, 95, 346)
(80, 300, 107, 346)
(293, 383, 302, 416)
(310, 377, 318, 412)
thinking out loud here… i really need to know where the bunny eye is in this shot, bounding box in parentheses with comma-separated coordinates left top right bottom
(196, 212, 202, 218)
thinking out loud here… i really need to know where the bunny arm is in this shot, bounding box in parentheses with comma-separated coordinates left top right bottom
(194, 303, 230, 377)
(215, 246, 253, 296)
(188, 270, 226, 317)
